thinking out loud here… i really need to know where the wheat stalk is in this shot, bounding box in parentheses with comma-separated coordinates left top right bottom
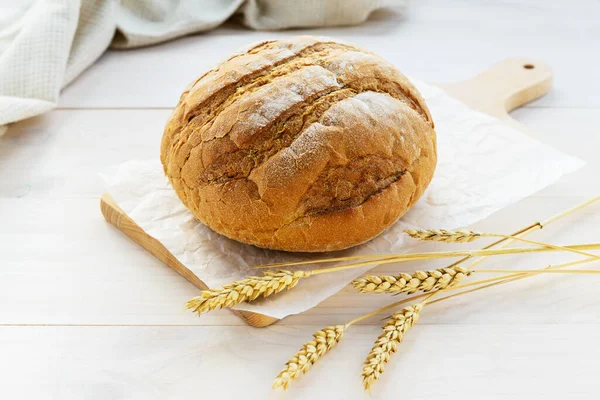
(187, 243, 600, 314)
(273, 325, 346, 390)
(357, 258, 600, 390)
(352, 266, 472, 294)
(252, 243, 600, 272)
(186, 270, 311, 314)
(271, 198, 600, 391)
(355, 256, 600, 389)
(405, 229, 600, 260)
(271, 257, 599, 391)
(361, 303, 423, 390)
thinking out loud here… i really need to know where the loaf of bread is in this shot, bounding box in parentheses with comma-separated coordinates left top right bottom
(160, 36, 436, 252)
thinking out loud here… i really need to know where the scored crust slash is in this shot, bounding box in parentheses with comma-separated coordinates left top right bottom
(160, 36, 437, 252)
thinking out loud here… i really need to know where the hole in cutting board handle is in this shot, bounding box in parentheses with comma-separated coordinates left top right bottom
(523, 64, 535, 69)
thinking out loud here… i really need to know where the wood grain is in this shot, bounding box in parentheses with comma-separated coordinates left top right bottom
(100, 58, 553, 327)
(2, 2, 600, 396)
(100, 194, 278, 328)
(3, 324, 600, 399)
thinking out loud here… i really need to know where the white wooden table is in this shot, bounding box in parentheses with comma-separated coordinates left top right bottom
(2, 1, 600, 398)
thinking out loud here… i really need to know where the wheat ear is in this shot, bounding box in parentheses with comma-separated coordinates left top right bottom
(355, 256, 600, 389)
(362, 303, 423, 390)
(404, 229, 481, 243)
(186, 270, 311, 314)
(357, 198, 600, 389)
(271, 258, 599, 392)
(273, 325, 346, 390)
(352, 266, 472, 294)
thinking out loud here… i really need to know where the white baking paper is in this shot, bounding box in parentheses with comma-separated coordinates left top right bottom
(102, 80, 584, 319)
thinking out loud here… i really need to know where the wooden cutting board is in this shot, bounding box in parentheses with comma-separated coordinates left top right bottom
(101, 58, 552, 328)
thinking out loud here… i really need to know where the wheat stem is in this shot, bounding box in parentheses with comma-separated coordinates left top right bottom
(356, 256, 599, 390)
(441, 194, 599, 270)
(457, 257, 599, 288)
(347, 302, 406, 326)
(272, 256, 599, 391)
(354, 198, 599, 390)
(428, 258, 600, 306)
(384, 257, 600, 306)
(493, 234, 599, 259)
(352, 258, 599, 325)
(405, 229, 600, 260)
(355, 266, 600, 294)
(393, 196, 600, 326)
(538, 195, 600, 226)
(475, 268, 600, 274)
(308, 243, 600, 275)
(440, 225, 536, 272)
(250, 243, 600, 271)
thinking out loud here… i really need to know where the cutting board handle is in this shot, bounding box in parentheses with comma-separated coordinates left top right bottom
(438, 58, 552, 120)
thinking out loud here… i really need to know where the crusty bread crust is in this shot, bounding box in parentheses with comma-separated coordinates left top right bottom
(161, 36, 437, 252)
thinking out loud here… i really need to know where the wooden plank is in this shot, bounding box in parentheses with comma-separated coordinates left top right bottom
(6, 195, 600, 326)
(2, 324, 600, 398)
(100, 194, 278, 328)
(1, 1, 598, 397)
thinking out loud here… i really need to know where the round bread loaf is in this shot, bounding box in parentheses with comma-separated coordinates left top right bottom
(161, 36, 436, 252)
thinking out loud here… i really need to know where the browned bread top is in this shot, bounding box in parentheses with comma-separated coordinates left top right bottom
(160, 36, 437, 252)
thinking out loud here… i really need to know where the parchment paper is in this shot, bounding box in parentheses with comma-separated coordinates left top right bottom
(102, 80, 583, 319)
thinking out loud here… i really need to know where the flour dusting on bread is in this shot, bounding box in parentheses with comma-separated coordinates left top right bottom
(161, 36, 437, 252)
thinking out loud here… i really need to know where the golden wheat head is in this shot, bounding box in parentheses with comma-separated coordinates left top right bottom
(352, 266, 471, 294)
(186, 270, 311, 315)
(362, 303, 423, 390)
(405, 229, 481, 243)
(273, 324, 346, 390)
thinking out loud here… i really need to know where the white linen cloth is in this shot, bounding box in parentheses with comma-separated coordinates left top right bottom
(102, 79, 584, 320)
(0, 0, 396, 131)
